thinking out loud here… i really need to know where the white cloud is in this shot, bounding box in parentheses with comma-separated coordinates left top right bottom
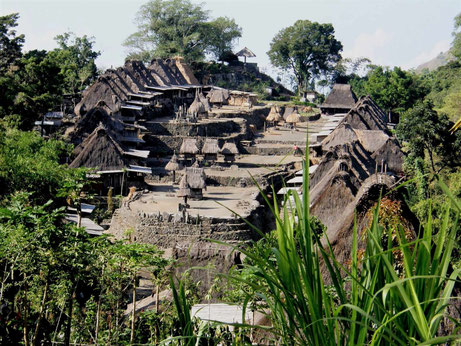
(343, 29, 394, 64)
(403, 39, 451, 70)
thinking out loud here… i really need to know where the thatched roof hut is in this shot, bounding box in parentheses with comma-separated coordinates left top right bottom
(198, 91, 211, 112)
(165, 152, 183, 171)
(177, 175, 191, 198)
(202, 138, 220, 155)
(320, 84, 357, 115)
(221, 142, 239, 162)
(221, 142, 239, 155)
(266, 106, 282, 123)
(342, 96, 388, 131)
(286, 109, 301, 124)
(235, 47, 256, 64)
(180, 138, 199, 155)
(208, 88, 229, 105)
(282, 106, 295, 120)
(69, 124, 127, 171)
(188, 93, 207, 116)
(178, 167, 206, 199)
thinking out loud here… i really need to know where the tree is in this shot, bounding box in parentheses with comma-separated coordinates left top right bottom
(350, 65, 427, 117)
(396, 100, 460, 173)
(267, 19, 342, 95)
(49, 32, 100, 95)
(450, 12, 461, 61)
(0, 13, 24, 72)
(123, 0, 241, 63)
(205, 17, 241, 61)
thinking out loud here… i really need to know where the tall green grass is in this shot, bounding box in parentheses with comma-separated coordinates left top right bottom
(220, 157, 461, 345)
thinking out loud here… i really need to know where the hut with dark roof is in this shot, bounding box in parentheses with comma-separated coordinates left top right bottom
(320, 84, 357, 115)
(202, 138, 220, 162)
(70, 124, 126, 171)
(221, 141, 239, 163)
(180, 138, 199, 161)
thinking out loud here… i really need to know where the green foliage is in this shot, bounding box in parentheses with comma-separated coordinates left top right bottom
(396, 100, 461, 172)
(0, 128, 72, 203)
(351, 65, 427, 116)
(124, 0, 241, 63)
(49, 32, 100, 95)
(267, 19, 343, 94)
(221, 160, 460, 344)
(450, 12, 461, 61)
(0, 13, 24, 72)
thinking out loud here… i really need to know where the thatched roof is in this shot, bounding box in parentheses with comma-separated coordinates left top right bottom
(198, 91, 210, 111)
(342, 96, 388, 131)
(266, 106, 282, 122)
(177, 175, 191, 197)
(282, 106, 295, 120)
(286, 109, 301, 123)
(188, 94, 207, 115)
(221, 142, 239, 155)
(202, 138, 220, 154)
(321, 84, 357, 110)
(235, 47, 256, 58)
(75, 58, 200, 117)
(69, 123, 127, 171)
(165, 153, 184, 171)
(180, 138, 199, 155)
(208, 88, 229, 104)
(185, 167, 206, 189)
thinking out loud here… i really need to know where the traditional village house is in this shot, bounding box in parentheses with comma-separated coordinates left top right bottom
(208, 88, 229, 108)
(165, 152, 184, 184)
(228, 91, 258, 108)
(286, 108, 302, 129)
(183, 167, 206, 200)
(202, 138, 220, 162)
(180, 138, 200, 163)
(221, 141, 239, 163)
(320, 83, 357, 115)
(266, 105, 283, 127)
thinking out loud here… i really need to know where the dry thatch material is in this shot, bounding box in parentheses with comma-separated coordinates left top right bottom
(202, 138, 220, 154)
(188, 94, 207, 115)
(69, 123, 126, 171)
(282, 106, 294, 120)
(208, 89, 229, 104)
(221, 142, 239, 155)
(180, 138, 199, 155)
(321, 84, 357, 110)
(235, 47, 256, 58)
(343, 96, 387, 131)
(165, 153, 183, 171)
(177, 175, 191, 197)
(266, 106, 282, 123)
(286, 109, 301, 124)
(185, 167, 206, 189)
(198, 91, 211, 111)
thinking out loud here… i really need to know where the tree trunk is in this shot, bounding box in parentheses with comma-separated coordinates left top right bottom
(23, 291, 30, 346)
(156, 284, 160, 314)
(32, 278, 49, 346)
(64, 286, 75, 346)
(130, 277, 137, 345)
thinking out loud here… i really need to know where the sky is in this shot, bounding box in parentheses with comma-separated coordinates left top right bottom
(2, 0, 460, 77)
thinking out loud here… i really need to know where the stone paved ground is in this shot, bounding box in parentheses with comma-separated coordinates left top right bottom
(130, 184, 260, 219)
